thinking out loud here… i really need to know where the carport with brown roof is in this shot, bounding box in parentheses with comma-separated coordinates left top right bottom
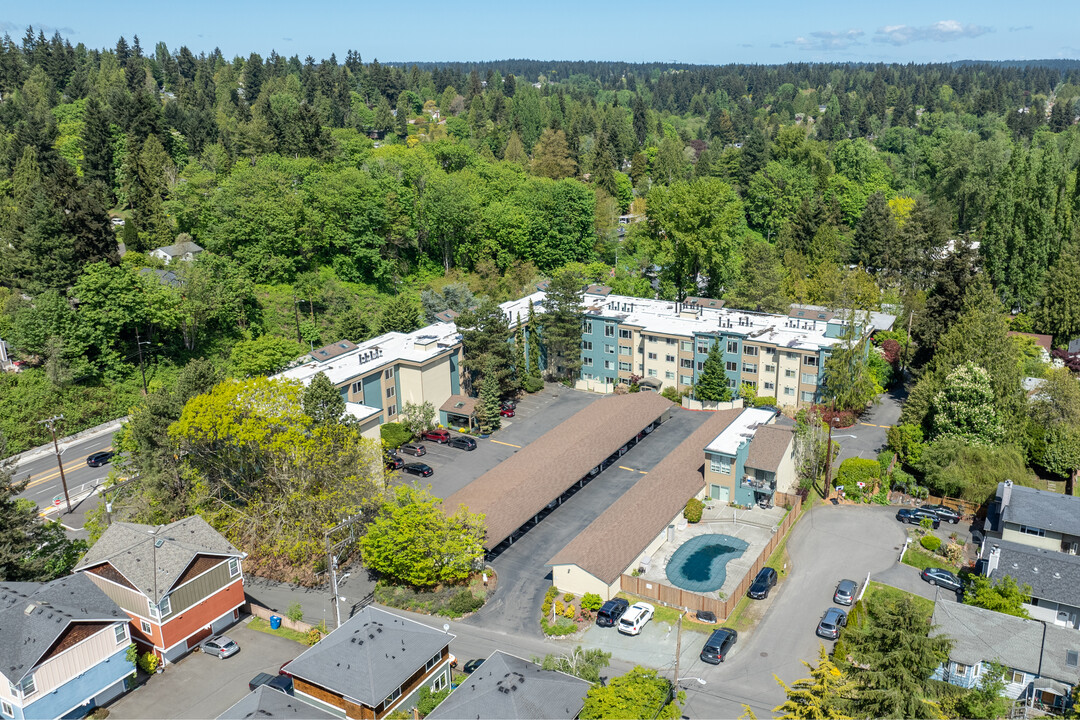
(547, 409, 743, 591)
(444, 392, 674, 551)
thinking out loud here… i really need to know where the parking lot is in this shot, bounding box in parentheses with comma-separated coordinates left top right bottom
(106, 620, 306, 720)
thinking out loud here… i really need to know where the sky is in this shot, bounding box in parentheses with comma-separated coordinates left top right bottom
(4, 0, 1079, 66)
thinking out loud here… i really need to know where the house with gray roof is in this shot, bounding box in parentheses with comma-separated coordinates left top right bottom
(984, 481, 1080, 555)
(76, 516, 246, 665)
(150, 239, 204, 265)
(931, 601, 1080, 712)
(427, 651, 589, 720)
(0, 574, 135, 720)
(981, 541, 1080, 630)
(284, 606, 454, 720)
(218, 686, 338, 720)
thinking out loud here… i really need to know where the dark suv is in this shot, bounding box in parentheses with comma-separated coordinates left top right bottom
(921, 504, 961, 524)
(896, 507, 940, 529)
(448, 436, 477, 451)
(248, 673, 293, 695)
(595, 598, 630, 627)
(700, 628, 738, 664)
(748, 567, 778, 599)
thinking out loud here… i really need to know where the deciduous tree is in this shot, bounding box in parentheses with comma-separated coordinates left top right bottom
(774, 645, 855, 719)
(580, 667, 683, 720)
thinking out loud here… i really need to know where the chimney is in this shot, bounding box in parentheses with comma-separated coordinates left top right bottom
(986, 545, 1001, 577)
(1001, 479, 1013, 510)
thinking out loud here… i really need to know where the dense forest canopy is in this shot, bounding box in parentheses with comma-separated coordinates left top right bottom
(0, 28, 1079, 458)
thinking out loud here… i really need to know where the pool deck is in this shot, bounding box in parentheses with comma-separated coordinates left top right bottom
(640, 503, 788, 599)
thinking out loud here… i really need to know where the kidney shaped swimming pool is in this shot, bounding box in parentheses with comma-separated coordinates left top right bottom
(664, 534, 750, 593)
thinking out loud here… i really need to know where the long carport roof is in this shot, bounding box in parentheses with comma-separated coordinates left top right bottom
(444, 392, 673, 549)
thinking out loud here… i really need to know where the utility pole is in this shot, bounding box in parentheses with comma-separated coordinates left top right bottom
(901, 310, 914, 373)
(134, 326, 149, 395)
(673, 614, 682, 688)
(324, 514, 368, 629)
(824, 413, 835, 500)
(39, 416, 71, 513)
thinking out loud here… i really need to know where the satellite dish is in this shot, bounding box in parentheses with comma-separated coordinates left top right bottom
(442, 623, 450, 633)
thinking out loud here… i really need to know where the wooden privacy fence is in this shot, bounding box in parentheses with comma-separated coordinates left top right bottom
(621, 495, 803, 621)
(923, 495, 981, 519)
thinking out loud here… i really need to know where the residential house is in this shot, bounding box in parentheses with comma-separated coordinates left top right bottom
(75, 516, 246, 664)
(703, 408, 796, 507)
(931, 601, 1080, 712)
(427, 651, 589, 720)
(0, 575, 134, 720)
(149, 240, 203, 265)
(218, 686, 337, 720)
(984, 481, 1080, 555)
(283, 606, 453, 720)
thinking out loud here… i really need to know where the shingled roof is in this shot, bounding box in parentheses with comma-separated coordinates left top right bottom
(218, 686, 338, 719)
(988, 539, 1080, 608)
(445, 392, 672, 549)
(76, 516, 241, 604)
(745, 424, 794, 473)
(0, 574, 127, 683)
(427, 651, 589, 720)
(931, 600, 1045, 674)
(548, 408, 743, 585)
(283, 606, 452, 709)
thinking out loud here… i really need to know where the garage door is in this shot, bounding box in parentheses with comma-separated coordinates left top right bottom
(710, 485, 729, 503)
(186, 626, 213, 649)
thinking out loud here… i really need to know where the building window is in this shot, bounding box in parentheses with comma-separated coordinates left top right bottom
(666, 338, 677, 345)
(638, 363, 644, 372)
(583, 357, 593, 367)
(426, 652, 442, 671)
(351, 381, 361, 394)
(605, 325, 615, 337)
(619, 362, 632, 371)
(1067, 650, 1078, 667)
(785, 368, 796, 378)
(141, 619, 151, 634)
(433, 673, 447, 692)
(582, 340, 593, 351)
(158, 596, 171, 618)
(384, 368, 394, 380)
(697, 344, 710, 355)
(954, 663, 969, 676)
(681, 341, 693, 352)
(801, 373, 818, 385)
(680, 375, 693, 385)
(387, 404, 397, 416)
(583, 373, 593, 380)
(696, 361, 704, 371)
(786, 352, 798, 360)
(665, 354, 676, 363)
(727, 378, 738, 388)
(18, 675, 35, 698)
(1008, 669, 1024, 684)
(648, 369, 658, 377)
(743, 380, 757, 391)
(665, 371, 675, 380)
(765, 364, 776, 373)
(1, 700, 12, 717)
(386, 386, 395, 398)
(711, 457, 732, 474)
(584, 321, 593, 334)
(383, 687, 401, 709)
(605, 344, 615, 355)
(1019, 525, 1046, 537)
(801, 391, 815, 403)
(744, 346, 758, 356)
(604, 360, 614, 370)
(784, 387, 796, 396)
(680, 358, 694, 369)
(726, 361, 738, 372)
(619, 329, 632, 339)
(228, 557, 240, 577)
(764, 382, 775, 390)
(743, 363, 757, 374)
(648, 352, 657, 360)
(619, 346, 631, 356)
(803, 356, 819, 367)
(727, 340, 739, 353)
(763, 347, 775, 356)
(114, 624, 128, 645)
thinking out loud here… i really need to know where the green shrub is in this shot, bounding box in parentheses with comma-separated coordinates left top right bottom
(661, 386, 681, 404)
(286, 602, 304, 622)
(921, 535, 942, 553)
(446, 589, 484, 616)
(380, 422, 413, 448)
(684, 497, 704, 523)
(581, 593, 604, 611)
(541, 615, 579, 636)
(523, 375, 545, 393)
(836, 457, 880, 500)
(417, 686, 451, 717)
(137, 651, 159, 674)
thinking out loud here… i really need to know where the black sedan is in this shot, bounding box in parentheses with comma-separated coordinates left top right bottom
(896, 507, 940, 529)
(921, 567, 963, 592)
(921, 504, 961, 524)
(462, 658, 485, 674)
(402, 463, 433, 478)
(86, 451, 115, 468)
(747, 567, 778, 599)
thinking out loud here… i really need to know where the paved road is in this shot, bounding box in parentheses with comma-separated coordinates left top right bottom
(471, 407, 712, 637)
(833, 385, 905, 465)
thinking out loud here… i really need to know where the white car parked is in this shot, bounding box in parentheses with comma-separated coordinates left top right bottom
(618, 602, 655, 636)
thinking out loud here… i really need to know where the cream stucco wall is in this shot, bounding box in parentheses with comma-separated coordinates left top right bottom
(419, 354, 453, 407)
(773, 435, 799, 494)
(550, 565, 621, 600)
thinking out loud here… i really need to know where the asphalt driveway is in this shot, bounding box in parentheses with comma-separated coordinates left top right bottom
(106, 619, 306, 720)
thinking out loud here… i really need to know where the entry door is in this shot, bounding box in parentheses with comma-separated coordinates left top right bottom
(710, 485, 721, 500)
(716, 486, 730, 503)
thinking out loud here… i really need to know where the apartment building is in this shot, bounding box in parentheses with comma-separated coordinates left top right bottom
(576, 291, 893, 411)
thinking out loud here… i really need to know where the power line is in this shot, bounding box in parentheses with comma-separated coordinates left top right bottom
(37, 415, 71, 514)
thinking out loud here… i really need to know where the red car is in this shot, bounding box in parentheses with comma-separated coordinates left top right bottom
(499, 406, 515, 418)
(421, 428, 451, 444)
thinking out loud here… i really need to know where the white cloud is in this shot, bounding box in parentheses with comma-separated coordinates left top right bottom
(1008, 25, 1033, 32)
(874, 20, 991, 45)
(785, 28, 865, 51)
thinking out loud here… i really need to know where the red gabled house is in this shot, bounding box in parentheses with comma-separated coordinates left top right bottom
(75, 516, 246, 665)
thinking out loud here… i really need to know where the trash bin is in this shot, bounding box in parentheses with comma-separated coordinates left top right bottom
(269, 615, 282, 630)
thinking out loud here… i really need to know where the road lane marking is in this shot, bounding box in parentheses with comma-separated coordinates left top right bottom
(859, 423, 879, 428)
(25, 450, 110, 489)
(639, 470, 648, 474)
(618, 465, 637, 472)
(489, 440, 521, 448)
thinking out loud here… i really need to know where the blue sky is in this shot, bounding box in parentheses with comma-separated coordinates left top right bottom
(4, 0, 1078, 65)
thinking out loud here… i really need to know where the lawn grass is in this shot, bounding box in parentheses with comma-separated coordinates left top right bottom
(900, 543, 960, 573)
(247, 616, 311, 645)
(863, 580, 935, 617)
(615, 592, 713, 635)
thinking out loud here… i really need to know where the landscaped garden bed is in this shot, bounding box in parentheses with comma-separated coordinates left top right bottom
(375, 569, 495, 619)
(540, 586, 603, 636)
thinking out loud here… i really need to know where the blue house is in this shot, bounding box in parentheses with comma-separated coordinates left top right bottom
(0, 575, 135, 720)
(702, 408, 797, 507)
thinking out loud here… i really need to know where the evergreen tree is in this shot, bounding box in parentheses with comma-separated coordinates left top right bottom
(542, 267, 585, 380)
(81, 96, 113, 193)
(530, 128, 577, 180)
(476, 359, 502, 435)
(395, 91, 410, 139)
(632, 94, 649, 146)
(694, 341, 730, 402)
(527, 302, 542, 378)
(852, 192, 895, 269)
(773, 645, 855, 720)
(456, 298, 516, 397)
(302, 371, 346, 426)
(1039, 247, 1080, 347)
(378, 293, 421, 334)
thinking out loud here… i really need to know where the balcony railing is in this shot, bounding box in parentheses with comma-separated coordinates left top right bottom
(740, 475, 775, 494)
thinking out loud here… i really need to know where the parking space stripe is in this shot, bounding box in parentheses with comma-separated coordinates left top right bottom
(639, 470, 648, 474)
(618, 465, 636, 472)
(489, 440, 521, 448)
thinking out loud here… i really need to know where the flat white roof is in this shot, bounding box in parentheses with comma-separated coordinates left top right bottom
(273, 322, 461, 388)
(498, 291, 547, 330)
(704, 408, 778, 456)
(344, 402, 381, 422)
